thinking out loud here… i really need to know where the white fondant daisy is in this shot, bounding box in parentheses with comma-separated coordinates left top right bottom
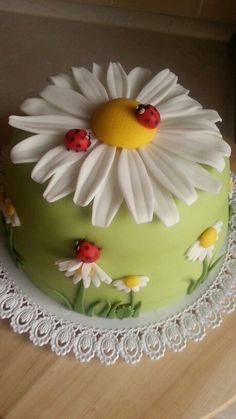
(186, 221, 223, 262)
(113, 275, 149, 293)
(1, 198, 21, 227)
(9, 63, 231, 227)
(55, 258, 112, 288)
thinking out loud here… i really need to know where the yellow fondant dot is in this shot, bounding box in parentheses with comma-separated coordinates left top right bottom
(92, 98, 157, 148)
(199, 227, 217, 248)
(4, 201, 16, 217)
(123, 275, 140, 288)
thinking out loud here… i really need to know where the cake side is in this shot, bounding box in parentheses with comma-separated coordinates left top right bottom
(3, 127, 230, 316)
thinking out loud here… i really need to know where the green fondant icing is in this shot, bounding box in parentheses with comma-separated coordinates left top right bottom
(116, 304, 134, 319)
(107, 301, 122, 318)
(73, 282, 85, 313)
(86, 300, 103, 316)
(0, 213, 23, 269)
(187, 254, 223, 294)
(133, 301, 142, 317)
(53, 290, 73, 310)
(3, 130, 231, 316)
(98, 301, 111, 317)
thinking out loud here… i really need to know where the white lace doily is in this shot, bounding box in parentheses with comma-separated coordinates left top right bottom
(0, 175, 235, 365)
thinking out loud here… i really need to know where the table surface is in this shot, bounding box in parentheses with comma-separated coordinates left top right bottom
(0, 8, 236, 419)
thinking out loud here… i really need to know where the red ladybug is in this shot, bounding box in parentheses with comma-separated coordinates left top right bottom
(74, 239, 101, 263)
(135, 104, 161, 129)
(65, 129, 91, 152)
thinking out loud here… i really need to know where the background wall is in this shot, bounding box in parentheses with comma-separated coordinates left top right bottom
(73, 0, 236, 23)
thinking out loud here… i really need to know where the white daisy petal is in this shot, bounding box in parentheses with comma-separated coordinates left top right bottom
(31, 145, 83, 183)
(21, 98, 65, 116)
(74, 143, 116, 206)
(83, 276, 92, 288)
(72, 67, 108, 104)
(149, 175, 179, 227)
(82, 263, 92, 279)
(132, 286, 140, 292)
(107, 62, 129, 99)
(113, 279, 123, 288)
(199, 248, 208, 262)
(9, 115, 89, 134)
(137, 69, 177, 105)
(140, 145, 197, 205)
(92, 153, 123, 227)
(11, 134, 62, 164)
(93, 264, 112, 284)
(73, 273, 82, 284)
(40, 85, 95, 119)
(187, 241, 201, 261)
(214, 221, 223, 232)
(158, 94, 201, 119)
(118, 149, 154, 223)
(11, 213, 20, 227)
(50, 73, 78, 90)
(92, 63, 106, 83)
(207, 246, 214, 259)
(43, 158, 83, 202)
(67, 260, 82, 272)
(156, 132, 230, 171)
(163, 154, 221, 193)
(128, 67, 152, 99)
(55, 258, 71, 269)
(139, 276, 149, 285)
(160, 83, 189, 104)
(159, 116, 221, 136)
(65, 271, 75, 277)
(92, 275, 101, 288)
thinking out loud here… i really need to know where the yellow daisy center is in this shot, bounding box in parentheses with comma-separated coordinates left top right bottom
(123, 275, 140, 288)
(4, 200, 16, 217)
(92, 98, 157, 148)
(199, 227, 217, 248)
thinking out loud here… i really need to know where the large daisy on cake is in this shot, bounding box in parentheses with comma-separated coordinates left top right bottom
(9, 62, 230, 227)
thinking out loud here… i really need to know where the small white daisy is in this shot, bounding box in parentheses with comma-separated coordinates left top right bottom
(113, 275, 149, 293)
(55, 258, 112, 288)
(1, 198, 21, 227)
(186, 221, 223, 262)
(9, 63, 231, 228)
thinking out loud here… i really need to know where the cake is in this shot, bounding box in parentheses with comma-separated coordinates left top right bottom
(0, 62, 232, 319)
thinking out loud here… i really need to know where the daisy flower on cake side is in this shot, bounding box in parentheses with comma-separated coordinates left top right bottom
(186, 221, 224, 294)
(9, 63, 231, 227)
(55, 239, 112, 289)
(186, 221, 223, 262)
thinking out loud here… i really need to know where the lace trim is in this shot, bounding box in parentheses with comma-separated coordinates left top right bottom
(0, 175, 235, 365)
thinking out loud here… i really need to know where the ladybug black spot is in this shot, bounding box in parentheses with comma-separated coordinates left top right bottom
(85, 245, 90, 250)
(70, 137, 74, 141)
(154, 119, 158, 125)
(150, 111, 154, 115)
(145, 118, 150, 123)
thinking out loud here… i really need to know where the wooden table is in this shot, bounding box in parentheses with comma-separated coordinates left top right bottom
(0, 141, 235, 419)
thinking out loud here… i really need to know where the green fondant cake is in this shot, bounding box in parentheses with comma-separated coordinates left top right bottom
(1, 63, 232, 319)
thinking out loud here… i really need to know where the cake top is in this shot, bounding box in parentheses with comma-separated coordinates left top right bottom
(9, 62, 231, 227)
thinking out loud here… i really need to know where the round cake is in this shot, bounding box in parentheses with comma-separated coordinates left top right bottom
(1, 62, 231, 319)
